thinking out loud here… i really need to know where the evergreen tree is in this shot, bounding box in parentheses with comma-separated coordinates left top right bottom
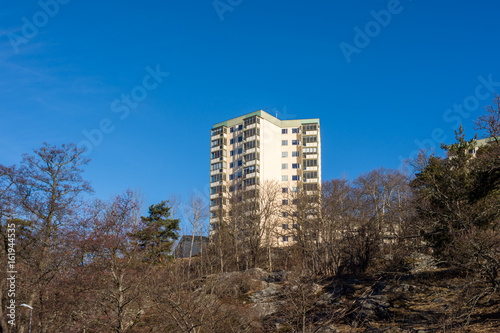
(132, 201, 180, 264)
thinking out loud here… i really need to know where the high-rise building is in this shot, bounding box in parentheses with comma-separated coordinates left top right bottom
(209, 110, 321, 237)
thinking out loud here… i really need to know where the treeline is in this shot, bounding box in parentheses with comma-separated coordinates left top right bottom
(0, 95, 499, 332)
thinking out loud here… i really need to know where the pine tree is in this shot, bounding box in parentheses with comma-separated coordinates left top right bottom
(132, 201, 180, 264)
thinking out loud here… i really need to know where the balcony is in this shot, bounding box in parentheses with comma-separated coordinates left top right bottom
(209, 217, 220, 224)
(211, 145, 225, 153)
(211, 156, 225, 163)
(245, 172, 256, 178)
(245, 123, 257, 130)
(303, 178, 318, 183)
(210, 192, 227, 199)
(210, 169, 223, 176)
(211, 132, 227, 140)
(245, 135, 257, 142)
(210, 179, 226, 186)
(305, 130, 318, 135)
(304, 142, 318, 147)
(210, 204, 224, 211)
(244, 147, 260, 154)
(303, 166, 318, 171)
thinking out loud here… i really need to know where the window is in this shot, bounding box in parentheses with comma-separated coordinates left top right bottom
(292, 128, 300, 133)
(292, 140, 300, 145)
(211, 185, 223, 194)
(303, 183, 318, 191)
(211, 162, 222, 171)
(244, 177, 256, 186)
(244, 140, 258, 150)
(292, 163, 300, 169)
(211, 174, 223, 182)
(211, 138, 225, 147)
(230, 150, 235, 156)
(292, 199, 298, 205)
(282, 140, 288, 146)
(238, 124, 243, 130)
(292, 175, 300, 181)
(210, 198, 223, 207)
(282, 129, 288, 134)
(303, 136, 317, 144)
(244, 128, 258, 139)
(237, 160, 242, 166)
(302, 147, 317, 154)
(282, 224, 288, 230)
(282, 236, 288, 242)
(282, 199, 288, 205)
(230, 162, 234, 168)
(303, 124, 317, 131)
(244, 165, 256, 174)
(230, 138, 234, 144)
(237, 172, 242, 178)
(293, 223, 299, 229)
(292, 151, 300, 157)
(303, 171, 318, 179)
(244, 116, 258, 127)
(238, 148, 242, 154)
(238, 136, 242, 142)
(282, 151, 288, 158)
(292, 187, 299, 193)
(212, 127, 224, 136)
(229, 174, 234, 180)
(282, 188, 288, 193)
(282, 175, 288, 181)
(230, 127, 234, 133)
(304, 159, 318, 167)
(282, 212, 288, 217)
(281, 164, 288, 169)
(244, 152, 258, 162)
(212, 150, 224, 159)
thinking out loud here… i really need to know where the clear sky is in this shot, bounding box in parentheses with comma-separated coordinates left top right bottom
(1, 0, 500, 214)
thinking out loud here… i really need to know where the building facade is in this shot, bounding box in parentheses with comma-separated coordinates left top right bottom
(209, 110, 321, 241)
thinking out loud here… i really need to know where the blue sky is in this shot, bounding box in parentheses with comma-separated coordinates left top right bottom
(1, 0, 500, 217)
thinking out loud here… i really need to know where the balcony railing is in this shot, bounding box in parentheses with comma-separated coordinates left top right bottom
(243, 147, 260, 154)
(210, 169, 224, 176)
(211, 145, 226, 153)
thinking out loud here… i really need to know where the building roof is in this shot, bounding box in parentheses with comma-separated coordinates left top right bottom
(212, 109, 319, 129)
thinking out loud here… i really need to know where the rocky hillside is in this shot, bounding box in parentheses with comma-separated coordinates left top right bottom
(198, 264, 500, 332)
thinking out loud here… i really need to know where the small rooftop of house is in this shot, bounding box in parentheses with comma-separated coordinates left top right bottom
(212, 109, 319, 129)
(475, 137, 499, 147)
(174, 235, 210, 259)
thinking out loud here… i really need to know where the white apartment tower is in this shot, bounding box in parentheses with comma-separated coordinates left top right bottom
(209, 110, 321, 236)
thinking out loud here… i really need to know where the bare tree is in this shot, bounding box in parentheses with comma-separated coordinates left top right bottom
(0, 143, 92, 333)
(185, 191, 209, 272)
(475, 93, 500, 143)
